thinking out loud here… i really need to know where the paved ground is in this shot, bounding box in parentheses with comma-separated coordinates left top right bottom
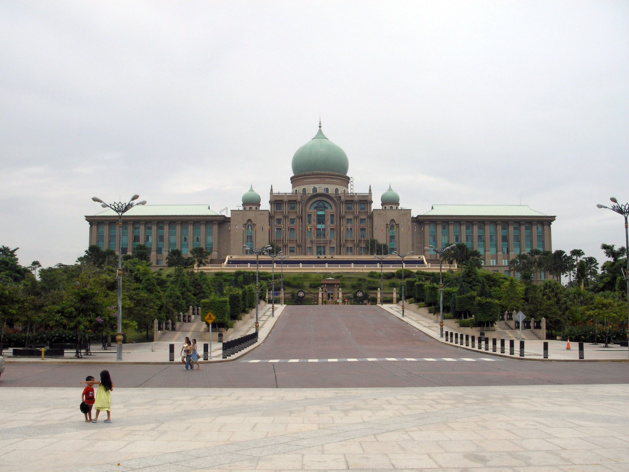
(1, 304, 628, 471)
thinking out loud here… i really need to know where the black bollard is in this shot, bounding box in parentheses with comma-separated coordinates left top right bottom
(485, 337, 489, 351)
(492, 338, 497, 353)
(445, 331, 448, 341)
(579, 342, 584, 360)
(203, 343, 209, 361)
(509, 339, 514, 355)
(500, 339, 505, 354)
(455, 333, 458, 344)
(169, 343, 174, 362)
(465, 334, 469, 347)
(471, 336, 475, 348)
(519, 340, 525, 357)
(543, 341, 548, 359)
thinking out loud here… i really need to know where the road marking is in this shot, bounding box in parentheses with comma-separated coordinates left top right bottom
(245, 357, 501, 363)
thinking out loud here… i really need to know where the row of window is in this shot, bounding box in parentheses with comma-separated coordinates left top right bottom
(273, 200, 369, 212)
(428, 222, 544, 256)
(96, 222, 214, 256)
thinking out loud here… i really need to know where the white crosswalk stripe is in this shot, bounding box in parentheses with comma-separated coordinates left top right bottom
(244, 357, 500, 363)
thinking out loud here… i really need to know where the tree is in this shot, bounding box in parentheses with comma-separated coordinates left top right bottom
(132, 244, 151, 263)
(0, 246, 29, 283)
(501, 278, 523, 312)
(167, 249, 185, 267)
(190, 247, 210, 267)
(442, 243, 482, 270)
(367, 239, 388, 255)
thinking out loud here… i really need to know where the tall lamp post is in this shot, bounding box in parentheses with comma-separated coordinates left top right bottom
(268, 250, 283, 318)
(425, 244, 455, 338)
(374, 254, 387, 305)
(278, 254, 288, 305)
(597, 197, 629, 357)
(393, 251, 413, 317)
(92, 194, 146, 361)
(246, 244, 271, 331)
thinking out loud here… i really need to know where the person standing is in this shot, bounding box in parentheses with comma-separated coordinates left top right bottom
(91, 370, 114, 423)
(81, 375, 96, 422)
(191, 339, 201, 370)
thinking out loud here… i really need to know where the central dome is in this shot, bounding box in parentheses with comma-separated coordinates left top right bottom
(291, 125, 349, 176)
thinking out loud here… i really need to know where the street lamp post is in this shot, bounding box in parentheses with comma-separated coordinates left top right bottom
(246, 244, 271, 331)
(597, 197, 629, 357)
(92, 194, 146, 361)
(393, 251, 413, 317)
(426, 244, 455, 338)
(268, 250, 283, 318)
(374, 254, 387, 304)
(278, 254, 288, 305)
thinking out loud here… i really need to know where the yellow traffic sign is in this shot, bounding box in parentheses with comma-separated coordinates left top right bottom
(205, 312, 216, 324)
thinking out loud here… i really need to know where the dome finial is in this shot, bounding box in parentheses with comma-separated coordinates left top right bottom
(319, 116, 322, 129)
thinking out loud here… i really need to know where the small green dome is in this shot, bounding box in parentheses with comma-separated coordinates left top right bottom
(292, 125, 349, 176)
(242, 185, 261, 205)
(381, 185, 400, 205)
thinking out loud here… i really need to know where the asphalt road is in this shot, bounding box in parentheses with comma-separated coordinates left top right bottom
(2, 306, 628, 388)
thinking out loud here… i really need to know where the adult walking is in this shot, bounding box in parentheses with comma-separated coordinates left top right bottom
(180, 336, 192, 370)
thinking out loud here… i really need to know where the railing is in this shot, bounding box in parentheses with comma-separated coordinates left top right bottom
(222, 331, 258, 359)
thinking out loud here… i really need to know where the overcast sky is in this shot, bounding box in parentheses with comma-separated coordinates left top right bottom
(1, 1, 628, 270)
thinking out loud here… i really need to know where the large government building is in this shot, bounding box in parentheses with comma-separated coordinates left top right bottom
(86, 124, 555, 274)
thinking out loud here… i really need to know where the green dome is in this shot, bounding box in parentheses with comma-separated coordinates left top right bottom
(242, 185, 261, 205)
(381, 185, 400, 205)
(292, 126, 349, 176)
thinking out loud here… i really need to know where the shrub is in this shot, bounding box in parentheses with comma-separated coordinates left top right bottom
(458, 318, 475, 328)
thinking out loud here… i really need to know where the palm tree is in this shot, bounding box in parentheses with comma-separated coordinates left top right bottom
(190, 247, 210, 268)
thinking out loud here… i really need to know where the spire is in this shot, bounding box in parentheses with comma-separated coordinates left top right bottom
(318, 117, 322, 129)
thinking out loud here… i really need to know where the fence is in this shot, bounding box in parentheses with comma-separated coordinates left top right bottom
(222, 331, 258, 359)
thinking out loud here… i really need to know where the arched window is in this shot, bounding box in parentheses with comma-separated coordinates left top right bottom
(388, 222, 397, 253)
(312, 187, 317, 193)
(324, 188, 329, 193)
(245, 223, 254, 253)
(309, 200, 333, 242)
(335, 188, 339, 195)
(302, 188, 306, 194)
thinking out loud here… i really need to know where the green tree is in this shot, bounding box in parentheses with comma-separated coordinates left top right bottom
(501, 278, 523, 312)
(190, 247, 210, 267)
(132, 244, 152, 263)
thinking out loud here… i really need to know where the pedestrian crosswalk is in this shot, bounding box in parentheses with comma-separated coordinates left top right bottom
(244, 357, 500, 363)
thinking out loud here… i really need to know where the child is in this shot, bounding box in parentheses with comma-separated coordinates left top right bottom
(191, 339, 200, 370)
(81, 376, 96, 422)
(91, 370, 114, 423)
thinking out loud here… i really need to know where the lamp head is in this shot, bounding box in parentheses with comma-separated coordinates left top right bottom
(136, 200, 147, 206)
(92, 197, 103, 203)
(131, 194, 140, 201)
(610, 197, 618, 204)
(596, 204, 606, 209)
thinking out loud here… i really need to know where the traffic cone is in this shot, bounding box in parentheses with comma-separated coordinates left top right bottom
(566, 339, 571, 350)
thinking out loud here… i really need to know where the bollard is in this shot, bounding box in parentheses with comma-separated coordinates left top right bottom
(465, 334, 469, 347)
(471, 336, 475, 349)
(509, 339, 515, 355)
(169, 343, 174, 362)
(485, 338, 489, 351)
(455, 333, 458, 344)
(519, 340, 525, 357)
(445, 331, 448, 341)
(203, 343, 209, 361)
(450, 332, 454, 343)
(579, 342, 584, 360)
(543, 341, 548, 359)
(492, 338, 497, 353)
(500, 339, 505, 354)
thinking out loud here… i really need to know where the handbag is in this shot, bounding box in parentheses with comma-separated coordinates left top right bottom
(80, 401, 90, 414)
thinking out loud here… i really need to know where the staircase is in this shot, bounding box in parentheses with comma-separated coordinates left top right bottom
(157, 319, 208, 343)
